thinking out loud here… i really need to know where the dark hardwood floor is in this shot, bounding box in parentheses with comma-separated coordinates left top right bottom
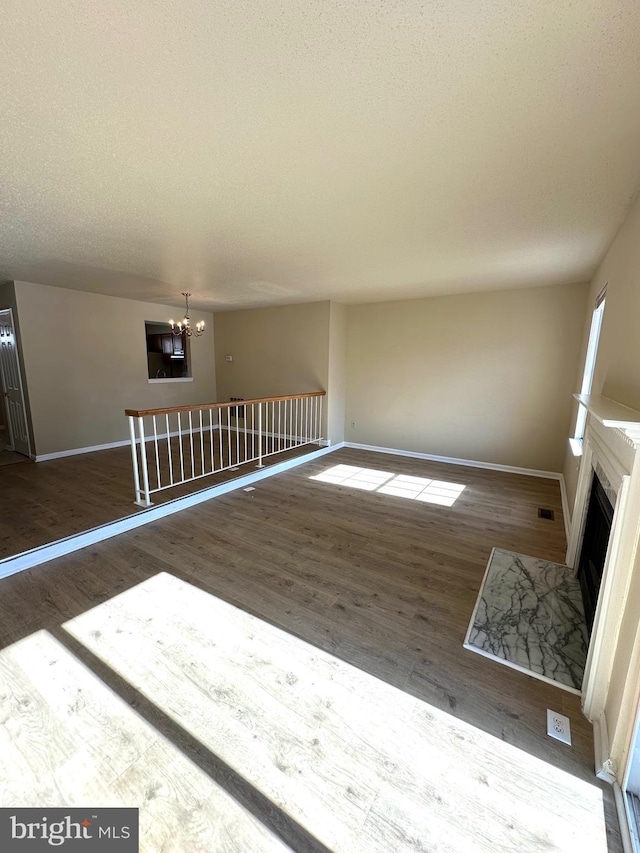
(0, 439, 312, 559)
(0, 448, 622, 851)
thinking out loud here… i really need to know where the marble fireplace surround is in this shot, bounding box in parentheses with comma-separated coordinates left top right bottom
(565, 394, 640, 782)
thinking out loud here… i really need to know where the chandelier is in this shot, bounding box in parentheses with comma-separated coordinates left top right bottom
(170, 292, 205, 337)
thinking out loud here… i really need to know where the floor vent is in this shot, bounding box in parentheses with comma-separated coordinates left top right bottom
(538, 508, 555, 520)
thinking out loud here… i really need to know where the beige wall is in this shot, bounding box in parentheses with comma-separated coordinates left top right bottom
(14, 281, 216, 456)
(214, 301, 330, 399)
(327, 302, 347, 445)
(561, 192, 640, 771)
(214, 301, 332, 438)
(345, 283, 589, 471)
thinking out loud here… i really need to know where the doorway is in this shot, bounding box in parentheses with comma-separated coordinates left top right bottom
(0, 308, 31, 459)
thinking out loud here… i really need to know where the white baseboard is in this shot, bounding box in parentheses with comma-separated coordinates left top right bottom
(35, 426, 325, 462)
(343, 442, 563, 481)
(219, 425, 326, 444)
(0, 443, 342, 580)
(35, 439, 131, 461)
(559, 474, 571, 544)
(35, 427, 218, 461)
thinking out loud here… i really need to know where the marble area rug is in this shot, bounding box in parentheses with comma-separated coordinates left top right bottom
(464, 548, 588, 694)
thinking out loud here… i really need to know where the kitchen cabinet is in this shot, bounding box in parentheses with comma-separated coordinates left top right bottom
(147, 333, 185, 357)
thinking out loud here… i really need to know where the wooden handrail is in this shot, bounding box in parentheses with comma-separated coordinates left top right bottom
(125, 390, 326, 419)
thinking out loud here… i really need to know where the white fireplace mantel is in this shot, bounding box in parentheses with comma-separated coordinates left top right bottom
(574, 393, 640, 444)
(568, 394, 640, 783)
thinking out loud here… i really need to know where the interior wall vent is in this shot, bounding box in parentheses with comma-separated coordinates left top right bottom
(538, 508, 555, 520)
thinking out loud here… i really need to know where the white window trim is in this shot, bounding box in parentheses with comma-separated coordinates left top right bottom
(570, 289, 606, 457)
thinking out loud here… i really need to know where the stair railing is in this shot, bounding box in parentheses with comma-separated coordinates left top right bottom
(125, 391, 325, 506)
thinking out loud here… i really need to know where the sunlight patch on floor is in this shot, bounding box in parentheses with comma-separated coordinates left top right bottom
(310, 464, 394, 491)
(310, 465, 466, 506)
(49, 572, 610, 853)
(0, 630, 287, 851)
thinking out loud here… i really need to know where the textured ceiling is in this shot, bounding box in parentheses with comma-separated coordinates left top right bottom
(2, 1, 640, 312)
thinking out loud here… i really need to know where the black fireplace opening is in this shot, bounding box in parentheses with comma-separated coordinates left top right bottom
(578, 473, 614, 635)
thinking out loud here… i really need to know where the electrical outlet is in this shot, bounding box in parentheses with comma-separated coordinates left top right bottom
(547, 709, 571, 745)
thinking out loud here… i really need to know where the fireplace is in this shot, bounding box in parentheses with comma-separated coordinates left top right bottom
(577, 473, 614, 634)
(564, 393, 640, 782)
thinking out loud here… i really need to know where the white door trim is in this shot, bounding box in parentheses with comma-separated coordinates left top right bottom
(0, 308, 31, 457)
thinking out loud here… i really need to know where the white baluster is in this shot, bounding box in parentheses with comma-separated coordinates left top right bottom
(128, 416, 143, 505)
(199, 410, 205, 475)
(235, 405, 240, 465)
(243, 402, 248, 463)
(137, 416, 152, 507)
(153, 415, 161, 489)
(188, 411, 195, 479)
(166, 413, 174, 485)
(209, 409, 215, 473)
(177, 412, 185, 482)
(257, 402, 263, 467)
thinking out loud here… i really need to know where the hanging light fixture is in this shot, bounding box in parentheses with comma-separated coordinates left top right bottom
(170, 292, 205, 337)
